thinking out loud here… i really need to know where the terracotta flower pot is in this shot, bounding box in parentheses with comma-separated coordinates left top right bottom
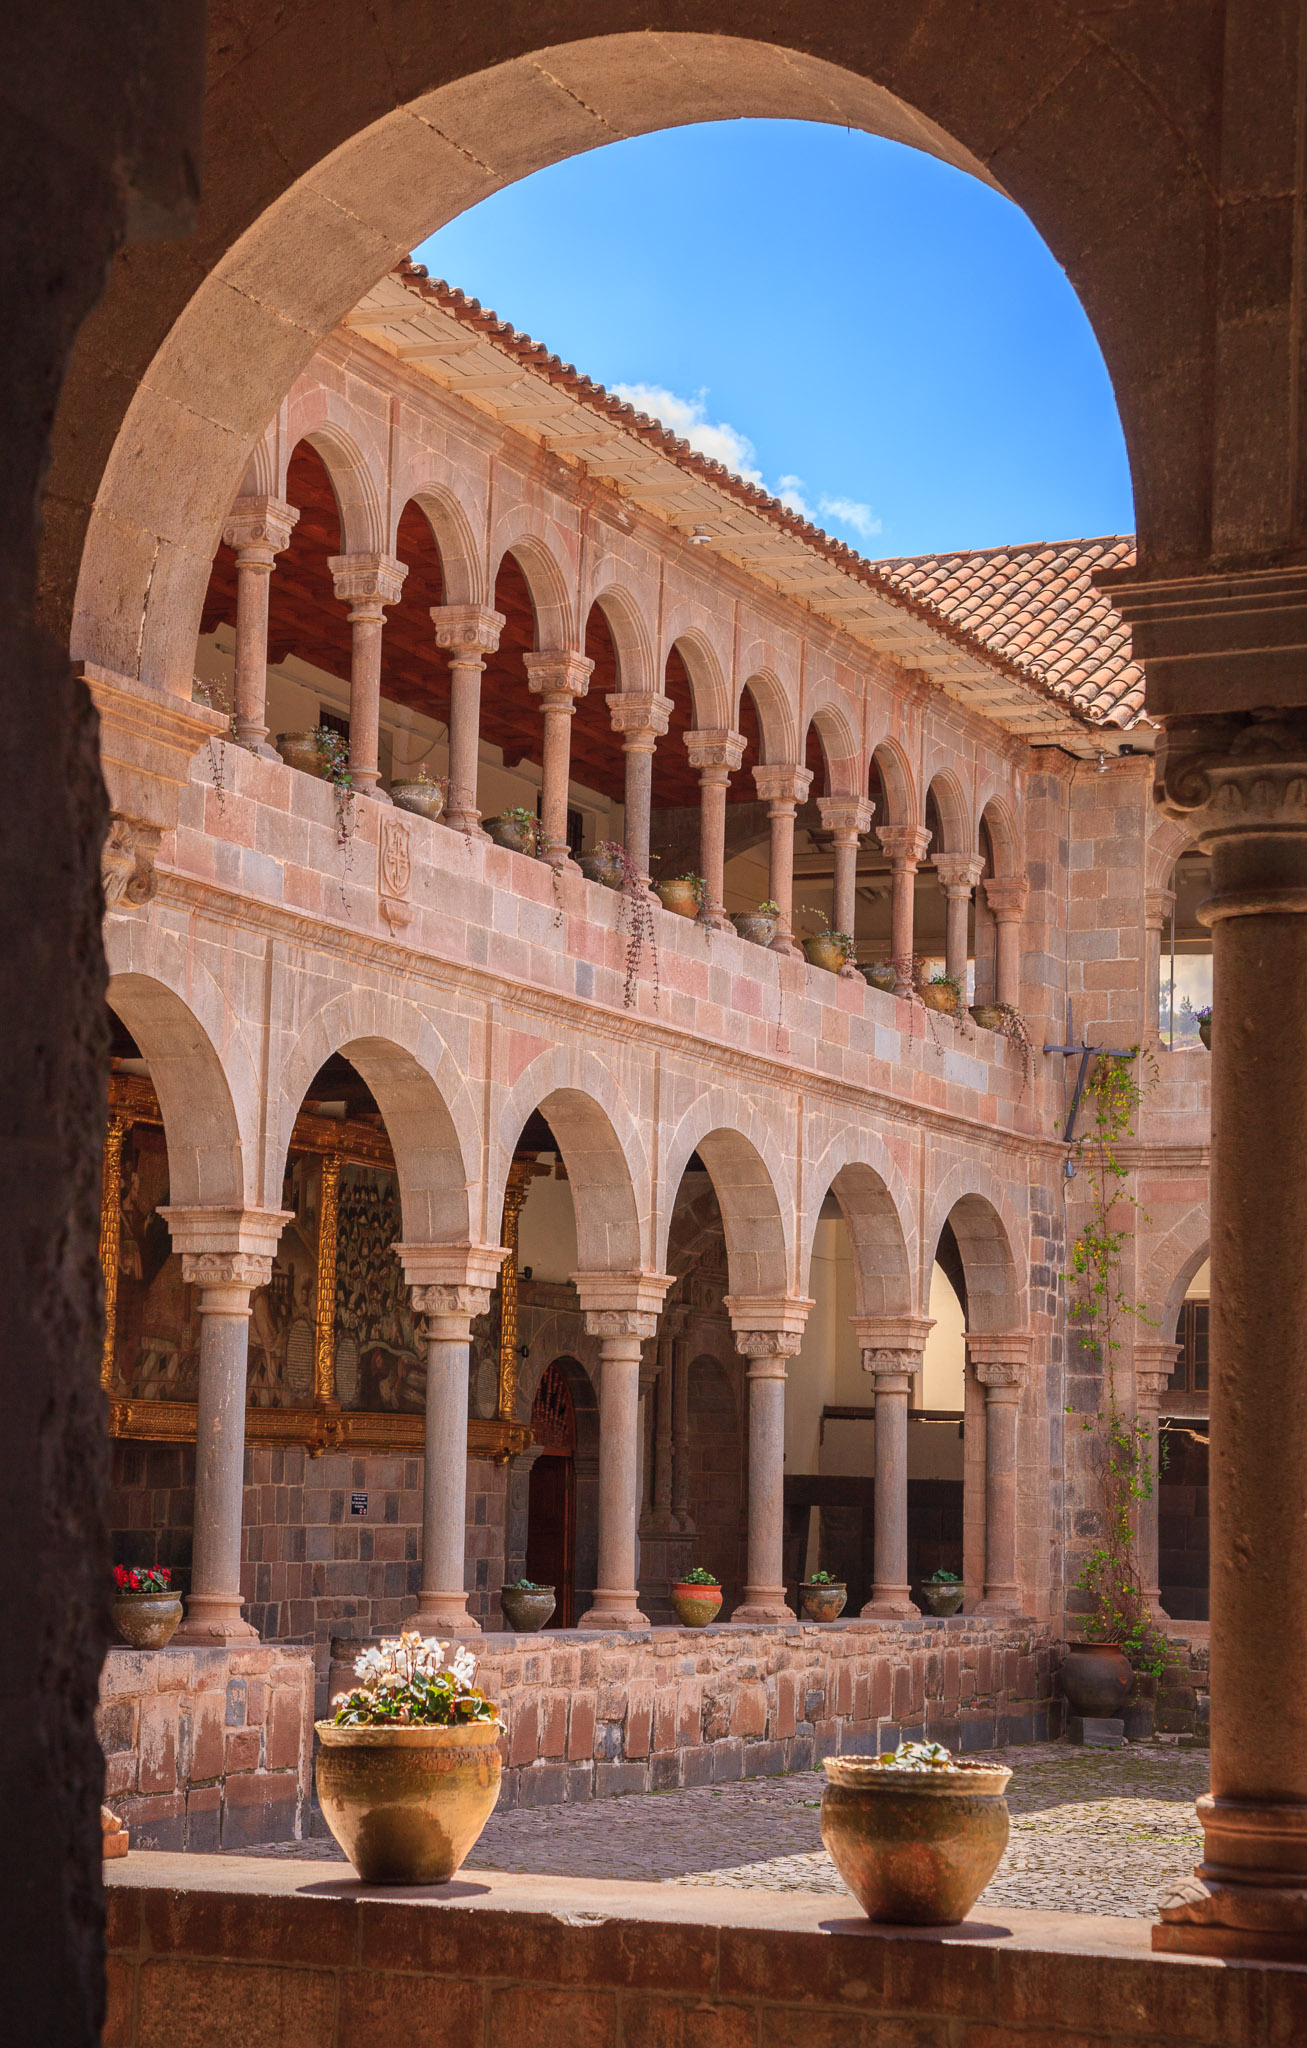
(112, 1591, 183, 1649)
(731, 913, 776, 947)
(483, 814, 538, 856)
(969, 1004, 1004, 1031)
(655, 880, 701, 920)
(390, 779, 445, 823)
(499, 1585, 556, 1632)
(1199, 1016, 1211, 1050)
(920, 1581, 965, 1618)
(863, 962, 899, 993)
(314, 1719, 502, 1884)
(821, 1756, 1012, 1924)
(578, 849, 624, 889)
(800, 1581, 847, 1622)
(920, 983, 959, 1015)
(803, 935, 849, 975)
(1060, 1641, 1133, 1718)
(276, 731, 329, 779)
(672, 1582, 723, 1627)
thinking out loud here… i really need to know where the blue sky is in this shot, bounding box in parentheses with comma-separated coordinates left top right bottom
(414, 120, 1133, 563)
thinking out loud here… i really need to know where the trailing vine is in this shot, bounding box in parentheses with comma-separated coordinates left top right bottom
(193, 680, 235, 814)
(1066, 1048, 1167, 1677)
(589, 839, 659, 1011)
(313, 725, 357, 910)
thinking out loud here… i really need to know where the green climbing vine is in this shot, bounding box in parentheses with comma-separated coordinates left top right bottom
(1066, 1047, 1168, 1678)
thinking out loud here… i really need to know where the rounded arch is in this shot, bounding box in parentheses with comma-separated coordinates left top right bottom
(1148, 813, 1198, 893)
(271, 990, 481, 1246)
(586, 580, 656, 695)
(925, 1168, 1026, 1333)
(389, 468, 486, 609)
(660, 1094, 792, 1300)
(1142, 1208, 1210, 1340)
(494, 1048, 648, 1277)
(869, 737, 917, 827)
(490, 526, 575, 650)
(803, 695, 862, 799)
(106, 971, 248, 1212)
(281, 384, 388, 553)
(661, 622, 731, 731)
(736, 669, 798, 766)
(978, 795, 1022, 878)
(924, 768, 973, 858)
(801, 1126, 917, 1319)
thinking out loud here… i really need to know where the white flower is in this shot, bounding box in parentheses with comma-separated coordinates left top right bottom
(450, 1647, 478, 1688)
(354, 1647, 384, 1680)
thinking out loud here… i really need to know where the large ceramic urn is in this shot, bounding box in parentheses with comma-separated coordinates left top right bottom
(315, 1720, 502, 1885)
(821, 1755, 1012, 1924)
(1060, 1641, 1133, 1718)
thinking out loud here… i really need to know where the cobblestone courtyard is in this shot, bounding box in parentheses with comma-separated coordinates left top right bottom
(251, 1743, 1209, 1920)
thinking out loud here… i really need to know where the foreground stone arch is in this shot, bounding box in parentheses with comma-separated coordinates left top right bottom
(660, 1100, 792, 1302)
(105, 968, 250, 1211)
(494, 1048, 649, 1277)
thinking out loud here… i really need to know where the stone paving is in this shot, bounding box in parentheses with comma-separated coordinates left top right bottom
(246, 1741, 1209, 1919)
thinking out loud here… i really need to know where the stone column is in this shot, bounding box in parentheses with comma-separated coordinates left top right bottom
(608, 690, 674, 882)
(1145, 885, 1177, 1040)
(967, 1333, 1032, 1615)
(752, 764, 812, 956)
(725, 1295, 811, 1623)
(818, 795, 875, 973)
(1144, 702, 1307, 1959)
(430, 604, 505, 834)
(684, 728, 745, 930)
(876, 824, 932, 995)
(221, 496, 298, 757)
(936, 854, 986, 991)
(671, 1332, 694, 1533)
(651, 1334, 676, 1532)
(159, 1207, 289, 1645)
(328, 552, 407, 798)
(983, 876, 1030, 1011)
(574, 1273, 671, 1629)
(524, 650, 594, 868)
(1134, 1340, 1181, 1618)
(856, 1315, 933, 1618)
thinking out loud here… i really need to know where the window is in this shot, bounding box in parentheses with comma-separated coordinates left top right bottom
(1170, 1300, 1209, 1393)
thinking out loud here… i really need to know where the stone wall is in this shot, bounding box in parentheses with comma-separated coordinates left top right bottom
(328, 1618, 1060, 1811)
(97, 1645, 315, 1851)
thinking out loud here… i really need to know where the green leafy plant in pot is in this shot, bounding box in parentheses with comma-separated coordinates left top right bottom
(800, 1568, 848, 1622)
(800, 907, 857, 976)
(655, 873, 706, 920)
(499, 1579, 556, 1632)
(672, 1566, 723, 1627)
(919, 1568, 964, 1618)
(731, 900, 778, 947)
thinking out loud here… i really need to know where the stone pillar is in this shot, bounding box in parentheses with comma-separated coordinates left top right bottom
(328, 552, 407, 798)
(726, 1295, 812, 1623)
(1145, 885, 1177, 1040)
(159, 1207, 289, 1644)
(752, 764, 812, 955)
(651, 1334, 676, 1532)
(221, 496, 298, 757)
(671, 1332, 694, 1533)
(684, 728, 745, 930)
(430, 604, 505, 834)
(818, 795, 875, 973)
(574, 1273, 671, 1629)
(524, 650, 594, 867)
(936, 854, 986, 991)
(400, 1244, 505, 1633)
(967, 1332, 1032, 1615)
(856, 1315, 934, 1618)
(983, 876, 1030, 1011)
(1143, 700, 1307, 1959)
(1134, 1340, 1181, 1618)
(608, 691, 674, 882)
(876, 824, 932, 995)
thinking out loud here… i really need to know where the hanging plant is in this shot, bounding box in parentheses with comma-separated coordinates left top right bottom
(311, 724, 357, 909)
(589, 839, 659, 1012)
(997, 1003, 1036, 1098)
(193, 679, 236, 814)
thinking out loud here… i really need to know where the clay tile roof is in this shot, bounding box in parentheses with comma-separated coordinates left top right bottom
(872, 537, 1146, 729)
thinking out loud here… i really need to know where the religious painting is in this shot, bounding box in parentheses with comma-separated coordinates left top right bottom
(247, 1152, 321, 1408)
(333, 1163, 424, 1411)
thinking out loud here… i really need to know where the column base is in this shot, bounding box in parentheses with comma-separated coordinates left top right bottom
(731, 1592, 795, 1624)
(860, 1591, 921, 1620)
(355, 779, 391, 803)
(580, 1591, 650, 1631)
(768, 935, 803, 959)
(236, 734, 281, 763)
(174, 1595, 258, 1644)
(974, 1592, 1021, 1615)
(1153, 1795, 1307, 1960)
(444, 812, 487, 838)
(411, 1594, 481, 1635)
(837, 962, 863, 980)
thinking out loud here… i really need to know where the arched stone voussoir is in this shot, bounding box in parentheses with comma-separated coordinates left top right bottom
(494, 1044, 650, 1277)
(281, 383, 389, 554)
(1141, 1206, 1209, 1341)
(270, 986, 481, 1245)
(801, 1127, 918, 1320)
(924, 1159, 1028, 1335)
(659, 1091, 795, 1300)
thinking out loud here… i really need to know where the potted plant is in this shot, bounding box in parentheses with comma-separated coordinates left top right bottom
(919, 1568, 965, 1618)
(920, 971, 962, 1016)
(1060, 1640, 1134, 1717)
(390, 764, 446, 823)
(800, 1569, 847, 1622)
(655, 874, 705, 920)
(577, 839, 626, 889)
(1196, 1005, 1212, 1050)
(801, 910, 857, 975)
(483, 807, 541, 856)
(969, 1002, 1004, 1030)
(276, 730, 329, 778)
(499, 1579, 556, 1632)
(316, 1629, 503, 1884)
(863, 959, 899, 993)
(731, 900, 778, 947)
(820, 1740, 1012, 1925)
(112, 1565, 183, 1649)
(671, 1566, 723, 1627)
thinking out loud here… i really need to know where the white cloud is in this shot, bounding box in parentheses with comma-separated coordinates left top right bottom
(611, 383, 882, 546)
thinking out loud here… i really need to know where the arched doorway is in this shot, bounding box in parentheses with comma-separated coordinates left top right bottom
(525, 1357, 580, 1627)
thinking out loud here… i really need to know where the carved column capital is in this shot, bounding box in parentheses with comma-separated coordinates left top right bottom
(410, 1282, 495, 1326)
(395, 1242, 507, 1295)
(876, 823, 932, 868)
(860, 1347, 920, 1385)
(734, 1330, 803, 1379)
(725, 1293, 813, 1356)
(223, 494, 299, 565)
(102, 813, 162, 910)
(935, 854, 986, 896)
(430, 604, 505, 657)
(584, 1308, 661, 1341)
(684, 727, 746, 775)
(817, 795, 875, 840)
(852, 1314, 934, 1361)
(1145, 886, 1177, 933)
(966, 1330, 1032, 1389)
(1135, 1341, 1181, 1405)
(328, 552, 407, 614)
(524, 650, 594, 705)
(983, 875, 1030, 922)
(180, 1249, 275, 1294)
(752, 763, 813, 809)
(607, 690, 674, 744)
(1155, 711, 1307, 918)
(573, 1271, 673, 1337)
(159, 1205, 292, 1263)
